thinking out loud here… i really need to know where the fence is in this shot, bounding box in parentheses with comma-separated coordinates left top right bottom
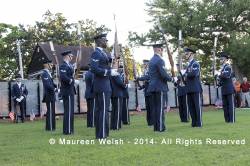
(0, 80, 221, 117)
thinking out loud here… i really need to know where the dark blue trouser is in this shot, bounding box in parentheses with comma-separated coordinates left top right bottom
(222, 94, 235, 123)
(187, 92, 202, 127)
(122, 97, 130, 125)
(150, 92, 166, 132)
(45, 101, 56, 131)
(63, 94, 74, 135)
(178, 95, 189, 122)
(14, 100, 25, 123)
(111, 97, 123, 130)
(86, 98, 95, 127)
(94, 92, 111, 139)
(145, 95, 154, 126)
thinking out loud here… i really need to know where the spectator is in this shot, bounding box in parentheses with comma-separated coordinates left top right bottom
(240, 77, 250, 107)
(232, 78, 241, 108)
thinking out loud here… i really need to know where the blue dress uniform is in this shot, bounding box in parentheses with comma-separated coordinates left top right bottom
(90, 45, 113, 139)
(174, 78, 189, 122)
(137, 71, 153, 126)
(110, 75, 127, 130)
(41, 67, 56, 131)
(147, 53, 173, 132)
(218, 52, 235, 123)
(84, 70, 95, 127)
(121, 72, 130, 125)
(59, 51, 76, 135)
(184, 49, 203, 127)
(12, 74, 28, 123)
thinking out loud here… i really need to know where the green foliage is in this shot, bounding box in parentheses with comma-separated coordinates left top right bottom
(0, 10, 110, 80)
(129, 0, 250, 83)
(122, 46, 142, 80)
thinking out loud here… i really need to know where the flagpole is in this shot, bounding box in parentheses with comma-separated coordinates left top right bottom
(16, 40, 24, 79)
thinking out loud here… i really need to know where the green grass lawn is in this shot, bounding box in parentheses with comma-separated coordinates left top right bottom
(0, 108, 250, 166)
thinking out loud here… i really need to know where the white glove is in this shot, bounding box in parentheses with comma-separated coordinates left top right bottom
(111, 53, 115, 60)
(69, 79, 73, 84)
(173, 77, 178, 82)
(19, 96, 24, 101)
(215, 71, 220, 76)
(180, 69, 186, 75)
(72, 63, 77, 70)
(16, 98, 21, 102)
(127, 83, 131, 88)
(74, 80, 80, 85)
(111, 69, 119, 76)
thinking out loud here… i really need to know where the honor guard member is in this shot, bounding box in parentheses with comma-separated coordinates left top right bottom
(90, 33, 119, 139)
(84, 65, 95, 127)
(183, 48, 202, 127)
(59, 50, 79, 135)
(137, 59, 153, 126)
(110, 69, 127, 130)
(217, 52, 235, 123)
(41, 59, 57, 131)
(12, 74, 28, 123)
(147, 44, 175, 132)
(121, 70, 130, 125)
(174, 75, 189, 122)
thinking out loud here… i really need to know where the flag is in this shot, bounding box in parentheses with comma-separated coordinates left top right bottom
(9, 112, 15, 121)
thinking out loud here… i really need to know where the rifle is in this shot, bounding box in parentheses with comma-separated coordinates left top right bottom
(177, 30, 186, 85)
(121, 46, 129, 84)
(73, 22, 82, 79)
(111, 14, 120, 70)
(49, 41, 61, 100)
(157, 19, 175, 77)
(132, 54, 141, 111)
(212, 35, 219, 99)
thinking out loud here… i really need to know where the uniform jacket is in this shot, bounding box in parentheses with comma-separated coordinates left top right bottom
(147, 54, 172, 92)
(185, 59, 202, 93)
(84, 70, 94, 99)
(137, 71, 150, 96)
(12, 82, 28, 104)
(218, 64, 234, 95)
(59, 61, 76, 96)
(90, 48, 112, 93)
(41, 69, 56, 102)
(110, 75, 127, 97)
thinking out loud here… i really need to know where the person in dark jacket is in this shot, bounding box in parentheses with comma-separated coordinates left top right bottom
(110, 73, 127, 130)
(84, 67, 95, 127)
(137, 59, 153, 126)
(90, 33, 119, 139)
(41, 59, 57, 131)
(121, 70, 130, 125)
(59, 50, 79, 135)
(217, 52, 235, 123)
(182, 48, 203, 127)
(174, 76, 189, 122)
(147, 44, 175, 132)
(12, 74, 28, 123)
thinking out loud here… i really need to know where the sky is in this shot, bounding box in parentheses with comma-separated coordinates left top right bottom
(0, 0, 158, 63)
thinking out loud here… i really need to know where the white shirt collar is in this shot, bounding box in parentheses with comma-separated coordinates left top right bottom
(64, 60, 70, 66)
(97, 47, 103, 51)
(44, 69, 52, 77)
(17, 82, 21, 87)
(188, 58, 194, 63)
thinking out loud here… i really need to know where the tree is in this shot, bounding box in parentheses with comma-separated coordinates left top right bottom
(128, 0, 250, 83)
(0, 10, 110, 80)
